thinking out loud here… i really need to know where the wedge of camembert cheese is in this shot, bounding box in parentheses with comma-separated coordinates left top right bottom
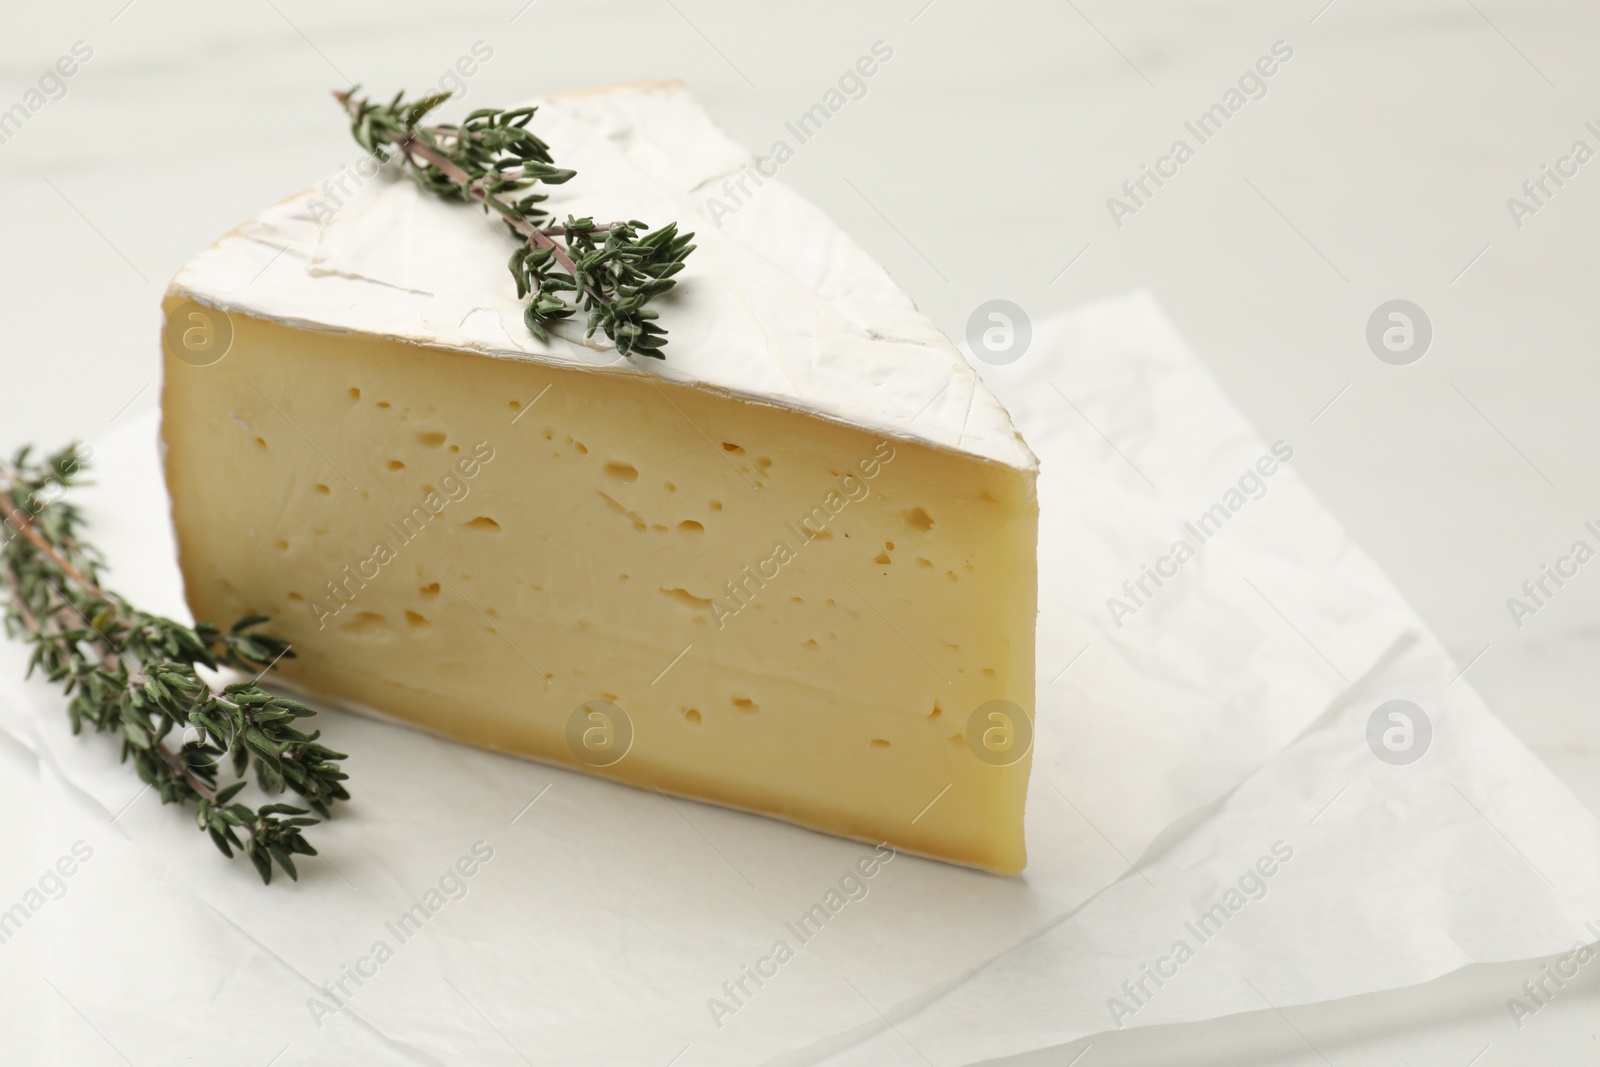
(161, 81, 1039, 873)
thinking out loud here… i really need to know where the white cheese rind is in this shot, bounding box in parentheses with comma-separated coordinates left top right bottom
(167, 81, 1035, 471)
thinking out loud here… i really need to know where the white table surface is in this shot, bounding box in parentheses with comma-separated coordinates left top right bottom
(2, 0, 1597, 1062)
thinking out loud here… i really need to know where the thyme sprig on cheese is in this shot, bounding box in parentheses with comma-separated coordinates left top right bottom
(336, 86, 696, 359)
(0, 444, 349, 884)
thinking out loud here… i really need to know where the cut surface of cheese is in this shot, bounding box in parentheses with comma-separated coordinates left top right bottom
(162, 81, 1038, 872)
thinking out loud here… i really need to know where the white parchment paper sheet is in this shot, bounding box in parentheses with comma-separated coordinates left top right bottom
(0, 293, 1589, 1067)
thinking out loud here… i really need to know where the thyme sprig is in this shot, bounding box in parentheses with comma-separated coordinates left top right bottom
(335, 86, 696, 359)
(0, 444, 349, 884)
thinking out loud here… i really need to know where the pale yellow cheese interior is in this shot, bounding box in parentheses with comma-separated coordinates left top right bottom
(161, 304, 1037, 872)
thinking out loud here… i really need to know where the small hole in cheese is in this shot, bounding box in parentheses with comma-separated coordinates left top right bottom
(418, 431, 447, 448)
(376, 401, 391, 409)
(721, 442, 744, 454)
(463, 516, 502, 532)
(682, 708, 702, 725)
(339, 612, 392, 638)
(604, 461, 639, 484)
(869, 739, 891, 749)
(574, 442, 588, 455)
(388, 459, 406, 471)
(286, 591, 304, 602)
(731, 696, 758, 712)
(314, 483, 330, 495)
(274, 539, 289, 551)
(253, 436, 268, 450)
(660, 587, 711, 610)
(709, 500, 723, 512)
(404, 610, 430, 628)
(902, 507, 934, 531)
(348, 387, 361, 400)
(677, 520, 704, 533)
(874, 551, 891, 565)
(420, 582, 441, 598)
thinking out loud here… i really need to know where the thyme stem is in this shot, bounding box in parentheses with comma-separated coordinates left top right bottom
(398, 133, 588, 283)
